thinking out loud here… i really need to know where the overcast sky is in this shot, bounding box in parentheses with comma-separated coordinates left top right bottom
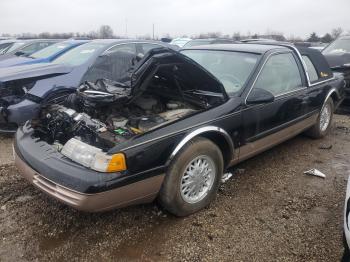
(1, 0, 349, 38)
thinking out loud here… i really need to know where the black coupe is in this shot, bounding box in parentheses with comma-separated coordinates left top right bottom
(14, 43, 345, 216)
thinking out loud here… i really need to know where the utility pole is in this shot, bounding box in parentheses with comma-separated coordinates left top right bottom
(152, 23, 155, 40)
(125, 18, 128, 38)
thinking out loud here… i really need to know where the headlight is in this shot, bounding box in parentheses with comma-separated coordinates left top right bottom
(61, 138, 126, 172)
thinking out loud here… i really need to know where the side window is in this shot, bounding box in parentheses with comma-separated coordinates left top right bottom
(0, 43, 11, 54)
(140, 43, 162, 55)
(37, 42, 53, 49)
(19, 43, 39, 54)
(302, 55, 319, 83)
(254, 53, 303, 96)
(106, 43, 136, 54)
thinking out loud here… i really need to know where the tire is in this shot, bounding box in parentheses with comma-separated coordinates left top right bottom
(158, 137, 223, 217)
(342, 233, 350, 262)
(306, 97, 334, 139)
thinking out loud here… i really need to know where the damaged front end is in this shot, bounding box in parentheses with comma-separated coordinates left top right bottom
(30, 48, 227, 172)
(0, 63, 72, 132)
(0, 78, 36, 131)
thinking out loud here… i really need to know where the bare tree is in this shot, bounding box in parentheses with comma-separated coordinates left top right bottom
(331, 27, 343, 39)
(233, 32, 241, 40)
(321, 33, 333, 43)
(99, 25, 114, 39)
(307, 32, 320, 42)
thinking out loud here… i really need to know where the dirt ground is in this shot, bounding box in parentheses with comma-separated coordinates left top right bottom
(1, 114, 350, 262)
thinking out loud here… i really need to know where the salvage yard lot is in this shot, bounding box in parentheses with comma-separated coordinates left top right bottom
(1, 114, 350, 261)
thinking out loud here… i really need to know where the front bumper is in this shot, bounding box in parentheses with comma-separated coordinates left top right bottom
(15, 150, 163, 212)
(14, 124, 165, 212)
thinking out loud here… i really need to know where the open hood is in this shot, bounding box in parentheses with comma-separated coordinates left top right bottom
(0, 63, 73, 84)
(129, 48, 228, 99)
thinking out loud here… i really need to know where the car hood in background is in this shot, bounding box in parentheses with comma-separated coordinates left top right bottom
(323, 52, 350, 69)
(0, 63, 73, 83)
(0, 56, 33, 68)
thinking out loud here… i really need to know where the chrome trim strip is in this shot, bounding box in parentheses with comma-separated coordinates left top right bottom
(321, 88, 337, 111)
(309, 76, 336, 87)
(287, 44, 311, 85)
(274, 87, 307, 98)
(119, 112, 240, 152)
(103, 42, 164, 54)
(168, 126, 234, 163)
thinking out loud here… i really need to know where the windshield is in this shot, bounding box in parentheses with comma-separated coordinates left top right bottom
(181, 50, 260, 94)
(6, 42, 25, 52)
(0, 43, 12, 54)
(30, 42, 70, 59)
(183, 40, 212, 48)
(323, 38, 350, 55)
(53, 43, 106, 66)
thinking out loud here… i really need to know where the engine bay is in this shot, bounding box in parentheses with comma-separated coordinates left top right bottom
(32, 79, 200, 151)
(31, 49, 227, 152)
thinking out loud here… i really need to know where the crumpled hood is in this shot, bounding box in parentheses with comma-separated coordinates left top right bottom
(0, 62, 73, 84)
(0, 56, 32, 68)
(323, 52, 350, 69)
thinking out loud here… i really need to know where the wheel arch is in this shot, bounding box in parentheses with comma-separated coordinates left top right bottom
(325, 87, 339, 106)
(166, 126, 234, 168)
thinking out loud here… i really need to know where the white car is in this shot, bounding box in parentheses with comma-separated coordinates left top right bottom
(170, 38, 192, 48)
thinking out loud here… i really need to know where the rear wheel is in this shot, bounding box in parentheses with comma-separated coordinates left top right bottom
(158, 137, 223, 216)
(306, 98, 334, 139)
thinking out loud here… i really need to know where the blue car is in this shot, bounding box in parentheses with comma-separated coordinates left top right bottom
(0, 39, 59, 61)
(0, 40, 89, 68)
(0, 39, 175, 132)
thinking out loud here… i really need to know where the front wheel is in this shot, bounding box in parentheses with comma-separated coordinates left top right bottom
(158, 137, 223, 217)
(306, 98, 334, 139)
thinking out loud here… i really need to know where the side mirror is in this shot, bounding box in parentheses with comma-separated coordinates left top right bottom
(246, 88, 275, 104)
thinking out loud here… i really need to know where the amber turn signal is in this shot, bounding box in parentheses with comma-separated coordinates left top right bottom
(107, 153, 127, 172)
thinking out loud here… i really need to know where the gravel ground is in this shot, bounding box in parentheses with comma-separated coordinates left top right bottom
(1, 114, 350, 262)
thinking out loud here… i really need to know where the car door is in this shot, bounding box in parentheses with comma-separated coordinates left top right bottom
(239, 51, 310, 161)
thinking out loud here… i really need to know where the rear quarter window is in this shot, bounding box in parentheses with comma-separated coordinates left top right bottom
(302, 55, 319, 83)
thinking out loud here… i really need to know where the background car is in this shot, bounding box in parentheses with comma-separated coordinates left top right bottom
(170, 37, 192, 47)
(0, 39, 18, 55)
(0, 39, 89, 68)
(0, 39, 59, 61)
(182, 38, 237, 48)
(0, 39, 176, 132)
(323, 35, 350, 113)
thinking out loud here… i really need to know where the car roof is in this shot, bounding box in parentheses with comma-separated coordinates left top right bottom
(182, 43, 288, 54)
(90, 39, 165, 45)
(87, 39, 174, 50)
(338, 35, 350, 40)
(59, 39, 90, 45)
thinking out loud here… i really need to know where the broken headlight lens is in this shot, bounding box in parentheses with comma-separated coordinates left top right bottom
(61, 138, 126, 172)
